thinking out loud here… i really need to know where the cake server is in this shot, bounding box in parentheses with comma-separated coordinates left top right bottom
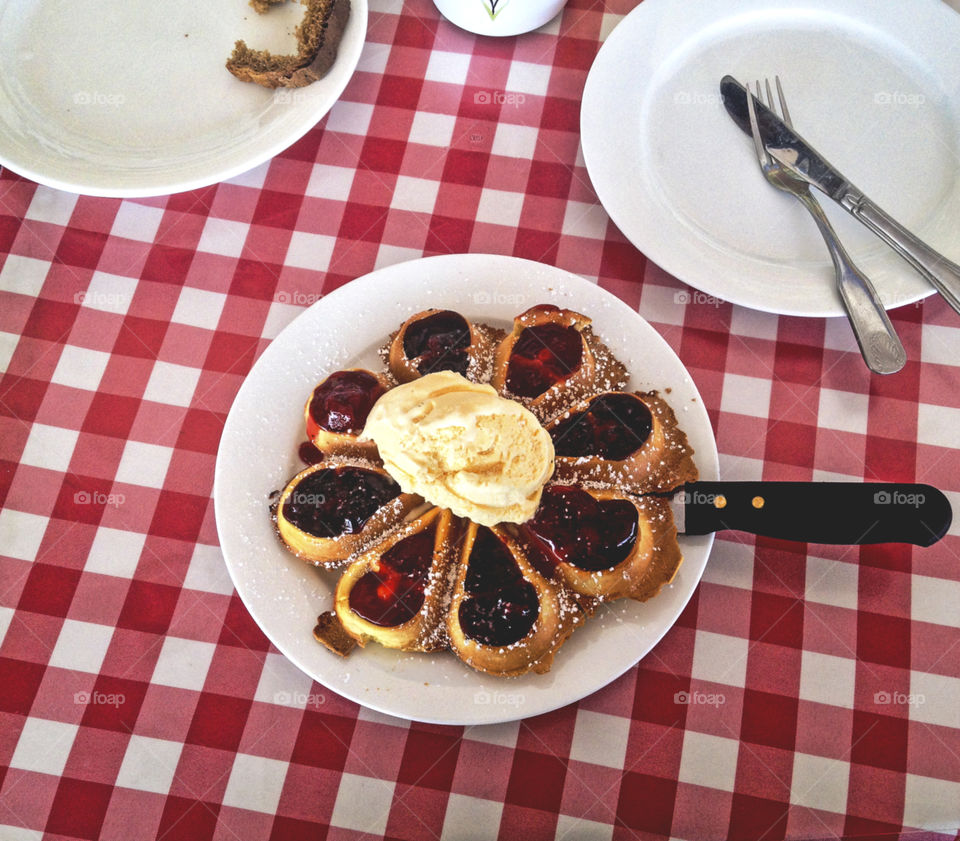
(668, 482, 951, 546)
(719, 75, 960, 317)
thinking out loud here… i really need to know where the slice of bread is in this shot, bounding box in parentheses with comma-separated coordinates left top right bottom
(227, 0, 351, 89)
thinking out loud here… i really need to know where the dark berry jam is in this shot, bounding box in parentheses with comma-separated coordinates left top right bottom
(307, 370, 386, 436)
(282, 467, 400, 537)
(298, 441, 325, 465)
(505, 323, 583, 398)
(402, 310, 471, 376)
(523, 485, 638, 572)
(458, 527, 539, 646)
(550, 393, 653, 461)
(348, 528, 435, 626)
(417, 349, 469, 377)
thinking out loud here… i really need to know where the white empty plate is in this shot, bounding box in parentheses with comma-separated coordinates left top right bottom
(214, 254, 718, 725)
(581, 0, 960, 316)
(0, 0, 366, 196)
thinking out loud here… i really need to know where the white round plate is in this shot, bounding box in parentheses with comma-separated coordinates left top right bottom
(0, 0, 366, 197)
(581, 0, 960, 316)
(214, 254, 718, 725)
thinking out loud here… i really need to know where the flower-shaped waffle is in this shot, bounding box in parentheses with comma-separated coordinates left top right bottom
(271, 304, 698, 677)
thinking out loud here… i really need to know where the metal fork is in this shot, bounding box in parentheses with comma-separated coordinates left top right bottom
(746, 78, 906, 375)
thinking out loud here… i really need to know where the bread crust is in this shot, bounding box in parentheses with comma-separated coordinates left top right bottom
(313, 610, 358, 656)
(227, 0, 351, 89)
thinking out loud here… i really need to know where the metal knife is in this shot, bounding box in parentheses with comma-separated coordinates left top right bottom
(720, 75, 960, 316)
(668, 481, 951, 546)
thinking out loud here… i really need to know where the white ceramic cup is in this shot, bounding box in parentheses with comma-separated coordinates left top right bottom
(432, 0, 568, 36)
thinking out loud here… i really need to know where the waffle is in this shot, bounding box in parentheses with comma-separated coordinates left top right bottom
(546, 390, 698, 494)
(517, 484, 683, 602)
(333, 507, 457, 652)
(273, 458, 422, 569)
(303, 368, 390, 458)
(446, 523, 581, 676)
(387, 309, 499, 384)
(272, 304, 697, 676)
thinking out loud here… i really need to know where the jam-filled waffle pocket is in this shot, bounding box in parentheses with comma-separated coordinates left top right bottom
(388, 309, 499, 384)
(546, 390, 698, 494)
(520, 484, 683, 602)
(491, 304, 628, 421)
(334, 508, 457, 652)
(274, 458, 422, 568)
(304, 368, 390, 458)
(446, 522, 581, 677)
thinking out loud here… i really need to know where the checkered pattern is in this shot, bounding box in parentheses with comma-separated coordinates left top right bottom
(1, 0, 959, 838)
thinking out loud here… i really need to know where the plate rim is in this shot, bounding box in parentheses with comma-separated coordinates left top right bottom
(214, 253, 719, 725)
(0, 0, 368, 197)
(580, 0, 959, 317)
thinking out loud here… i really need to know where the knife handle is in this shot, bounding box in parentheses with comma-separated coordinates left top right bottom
(843, 193, 960, 316)
(682, 482, 952, 546)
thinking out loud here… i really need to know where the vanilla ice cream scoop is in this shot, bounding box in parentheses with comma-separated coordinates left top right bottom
(362, 371, 554, 526)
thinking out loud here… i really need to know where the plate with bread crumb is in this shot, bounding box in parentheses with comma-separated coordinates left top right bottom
(0, 0, 365, 196)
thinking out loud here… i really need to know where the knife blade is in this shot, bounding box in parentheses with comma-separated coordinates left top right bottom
(720, 75, 960, 315)
(668, 481, 951, 546)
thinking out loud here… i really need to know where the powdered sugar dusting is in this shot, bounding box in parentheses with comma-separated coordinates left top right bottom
(274, 304, 696, 677)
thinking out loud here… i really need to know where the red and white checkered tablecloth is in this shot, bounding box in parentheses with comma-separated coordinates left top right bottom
(1, 0, 959, 838)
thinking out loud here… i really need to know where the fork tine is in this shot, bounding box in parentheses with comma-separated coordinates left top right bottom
(764, 78, 776, 114)
(774, 75, 793, 128)
(746, 79, 767, 165)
